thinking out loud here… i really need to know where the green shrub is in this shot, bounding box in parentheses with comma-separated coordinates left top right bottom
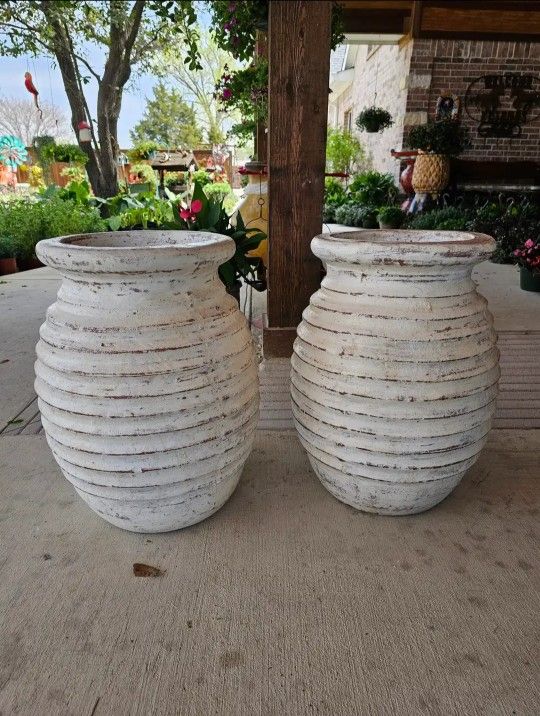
(406, 206, 470, 231)
(378, 205, 405, 227)
(324, 177, 347, 205)
(348, 171, 398, 207)
(0, 236, 16, 259)
(0, 196, 105, 260)
(326, 127, 366, 174)
(334, 204, 371, 228)
(41, 143, 88, 164)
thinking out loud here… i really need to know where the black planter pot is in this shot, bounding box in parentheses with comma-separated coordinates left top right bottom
(361, 122, 383, 133)
(520, 266, 540, 292)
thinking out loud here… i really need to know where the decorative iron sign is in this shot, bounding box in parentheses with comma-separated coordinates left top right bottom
(464, 73, 540, 138)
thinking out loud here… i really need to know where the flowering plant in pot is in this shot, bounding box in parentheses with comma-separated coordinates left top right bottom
(408, 120, 470, 194)
(377, 205, 405, 229)
(355, 106, 393, 133)
(172, 181, 267, 302)
(513, 238, 540, 292)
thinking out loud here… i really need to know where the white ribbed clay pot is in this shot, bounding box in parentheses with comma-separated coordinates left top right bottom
(291, 230, 499, 515)
(35, 231, 259, 532)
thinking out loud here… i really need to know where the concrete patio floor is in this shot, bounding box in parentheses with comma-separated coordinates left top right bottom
(0, 260, 539, 714)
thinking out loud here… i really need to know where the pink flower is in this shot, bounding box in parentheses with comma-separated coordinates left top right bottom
(191, 199, 202, 214)
(524, 239, 535, 248)
(180, 207, 191, 221)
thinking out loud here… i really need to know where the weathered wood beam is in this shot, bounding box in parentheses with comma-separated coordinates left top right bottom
(264, 0, 332, 358)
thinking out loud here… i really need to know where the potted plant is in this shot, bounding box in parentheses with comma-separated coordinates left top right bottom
(0, 236, 17, 275)
(356, 106, 393, 133)
(127, 141, 159, 164)
(128, 163, 157, 194)
(165, 172, 186, 194)
(408, 120, 469, 194)
(173, 181, 267, 303)
(378, 206, 405, 229)
(513, 238, 540, 292)
(41, 143, 89, 187)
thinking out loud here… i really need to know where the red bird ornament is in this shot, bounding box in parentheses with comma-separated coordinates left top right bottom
(24, 72, 43, 119)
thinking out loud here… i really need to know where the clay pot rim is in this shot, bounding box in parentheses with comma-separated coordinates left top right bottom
(313, 230, 496, 264)
(36, 230, 235, 274)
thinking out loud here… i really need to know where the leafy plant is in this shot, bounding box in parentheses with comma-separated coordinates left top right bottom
(324, 177, 347, 205)
(408, 120, 470, 156)
(172, 180, 266, 291)
(129, 163, 157, 190)
(0, 195, 104, 261)
(216, 58, 268, 126)
(28, 165, 44, 188)
(127, 141, 159, 163)
(41, 143, 88, 164)
(104, 193, 173, 231)
(378, 205, 405, 227)
(0, 235, 15, 258)
(209, 1, 344, 62)
(348, 171, 398, 206)
(356, 106, 393, 133)
(165, 172, 185, 188)
(61, 165, 87, 183)
(326, 127, 366, 175)
(469, 199, 540, 263)
(204, 181, 232, 204)
(32, 135, 55, 165)
(191, 169, 213, 188)
(513, 238, 540, 275)
(406, 206, 470, 231)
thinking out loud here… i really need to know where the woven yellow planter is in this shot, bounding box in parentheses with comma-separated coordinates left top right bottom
(412, 153, 450, 194)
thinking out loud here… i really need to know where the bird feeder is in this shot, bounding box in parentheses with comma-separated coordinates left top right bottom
(78, 121, 92, 143)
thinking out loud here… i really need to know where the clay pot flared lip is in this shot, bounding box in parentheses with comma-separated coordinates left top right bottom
(313, 230, 496, 265)
(36, 230, 235, 274)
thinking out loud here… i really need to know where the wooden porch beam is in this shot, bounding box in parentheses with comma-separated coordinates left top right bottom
(264, 0, 332, 358)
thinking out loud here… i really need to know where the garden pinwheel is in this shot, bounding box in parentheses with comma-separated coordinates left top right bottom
(0, 135, 28, 171)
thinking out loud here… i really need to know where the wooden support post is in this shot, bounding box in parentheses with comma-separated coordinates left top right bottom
(255, 30, 268, 163)
(264, 0, 332, 358)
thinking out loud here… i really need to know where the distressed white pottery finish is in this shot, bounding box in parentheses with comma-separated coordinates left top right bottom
(291, 230, 499, 515)
(35, 231, 259, 532)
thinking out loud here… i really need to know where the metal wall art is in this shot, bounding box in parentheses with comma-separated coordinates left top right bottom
(464, 73, 540, 138)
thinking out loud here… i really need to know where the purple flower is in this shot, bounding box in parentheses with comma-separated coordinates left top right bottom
(222, 88, 232, 101)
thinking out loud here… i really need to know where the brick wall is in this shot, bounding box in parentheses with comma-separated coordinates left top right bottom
(405, 39, 540, 162)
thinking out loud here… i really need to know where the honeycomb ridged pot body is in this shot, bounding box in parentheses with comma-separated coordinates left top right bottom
(412, 153, 450, 194)
(291, 230, 499, 515)
(35, 231, 259, 532)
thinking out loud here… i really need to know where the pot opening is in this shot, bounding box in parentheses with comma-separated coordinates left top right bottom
(329, 230, 487, 246)
(57, 230, 229, 250)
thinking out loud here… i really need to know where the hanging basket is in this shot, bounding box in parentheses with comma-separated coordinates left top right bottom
(412, 153, 450, 194)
